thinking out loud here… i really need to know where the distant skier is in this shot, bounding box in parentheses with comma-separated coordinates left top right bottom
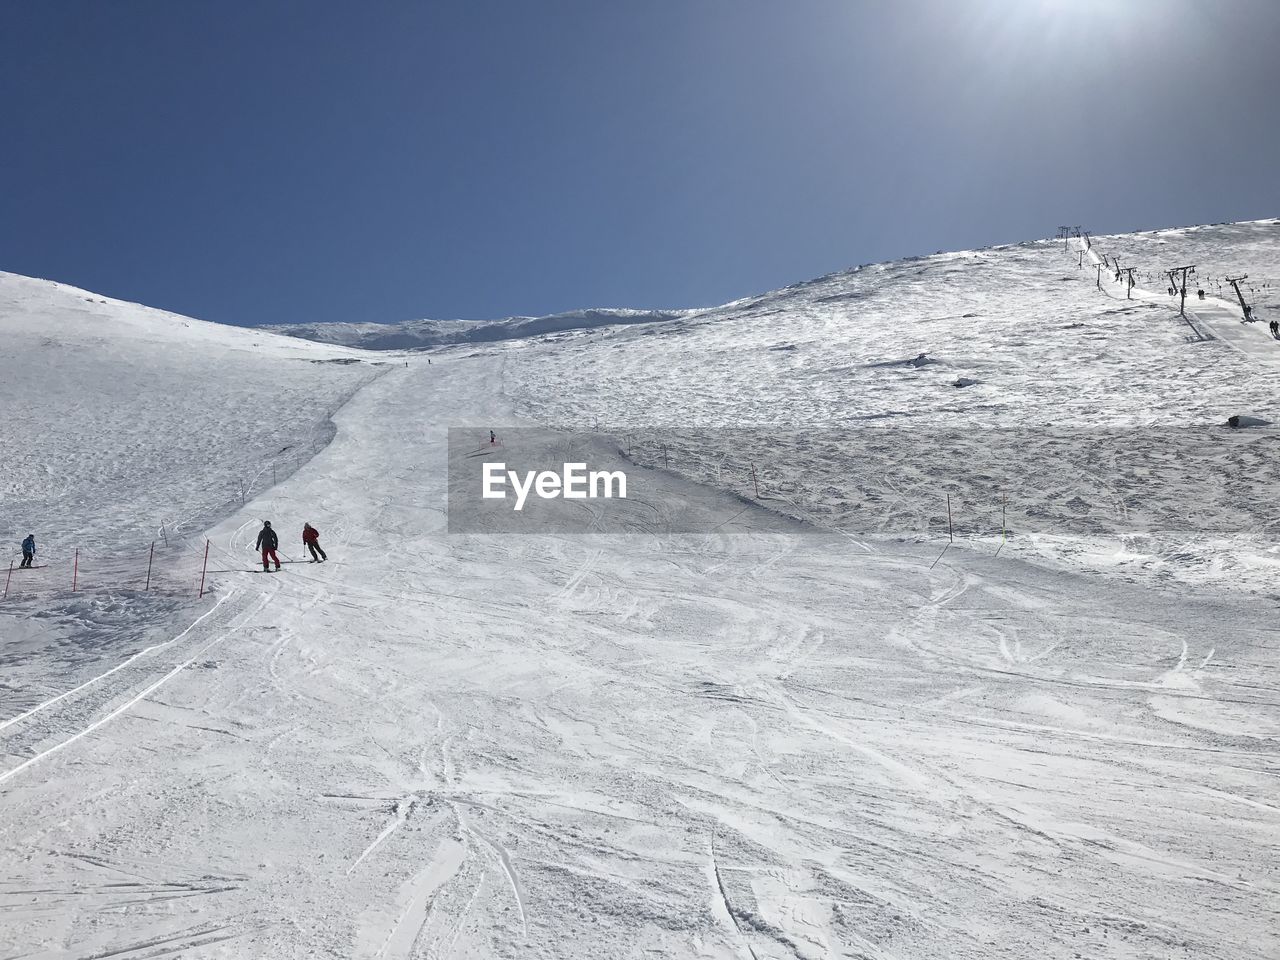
(19, 534, 35, 569)
(255, 521, 281, 572)
(1270, 319, 1279, 339)
(302, 523, 327, 563)
(490, 430, 496, 445)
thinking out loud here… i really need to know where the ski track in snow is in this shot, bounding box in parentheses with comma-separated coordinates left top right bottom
(1, 227, 1279, 958)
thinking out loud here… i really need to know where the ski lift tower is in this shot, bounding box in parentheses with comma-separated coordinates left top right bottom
(1170, 265, 1196, 318)
(1225, 275, 1255, 321)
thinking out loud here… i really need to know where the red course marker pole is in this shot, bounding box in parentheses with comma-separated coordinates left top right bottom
(198, 539, 210, 599)
(73, 549, 79, 591)
(145, 541, 155, 591)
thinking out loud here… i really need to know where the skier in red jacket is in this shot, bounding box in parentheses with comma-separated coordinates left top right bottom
(302, 523, 327, 563)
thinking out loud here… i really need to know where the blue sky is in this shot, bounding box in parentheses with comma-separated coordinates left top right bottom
(3, 0, 1277, 327)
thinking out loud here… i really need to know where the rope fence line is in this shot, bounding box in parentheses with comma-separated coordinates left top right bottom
(619, 433, 1033, 568)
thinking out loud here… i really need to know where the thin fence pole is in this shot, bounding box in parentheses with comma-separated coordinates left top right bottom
(72, 549, 79, 591)
(145, 541, 155, 591)
(198, 539, 210, 599)
(3, 561, 11, 600)
(750, 463, 760, 499)
(947, 496, 954, 543)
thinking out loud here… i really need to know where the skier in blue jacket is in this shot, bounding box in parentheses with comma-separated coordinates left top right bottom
(19, 534, 35, 569)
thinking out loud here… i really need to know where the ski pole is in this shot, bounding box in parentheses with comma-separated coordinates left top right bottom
(3, 561, 11, 600)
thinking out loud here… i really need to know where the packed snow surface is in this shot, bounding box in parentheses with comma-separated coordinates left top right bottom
(2, 224, 1279, 959)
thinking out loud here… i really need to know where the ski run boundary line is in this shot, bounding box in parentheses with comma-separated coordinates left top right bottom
(0, 589, 270, 789)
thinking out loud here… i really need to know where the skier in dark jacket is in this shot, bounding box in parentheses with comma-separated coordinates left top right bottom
(302, 523, 327, 563)
(255, 521, 281, 571)
(19, 534, 35, 569)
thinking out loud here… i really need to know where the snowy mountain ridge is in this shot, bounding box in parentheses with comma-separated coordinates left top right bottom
(265, 218, 1279, 354)
(271, 305, 702, 350)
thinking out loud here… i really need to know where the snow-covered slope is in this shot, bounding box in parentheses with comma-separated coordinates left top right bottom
(0, 272, 382, 782)
(2, 224, 1279, 959)
(273, 306, 699, 350)
(502, 220, 1280, 593)
(0, 272, 381, 554)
